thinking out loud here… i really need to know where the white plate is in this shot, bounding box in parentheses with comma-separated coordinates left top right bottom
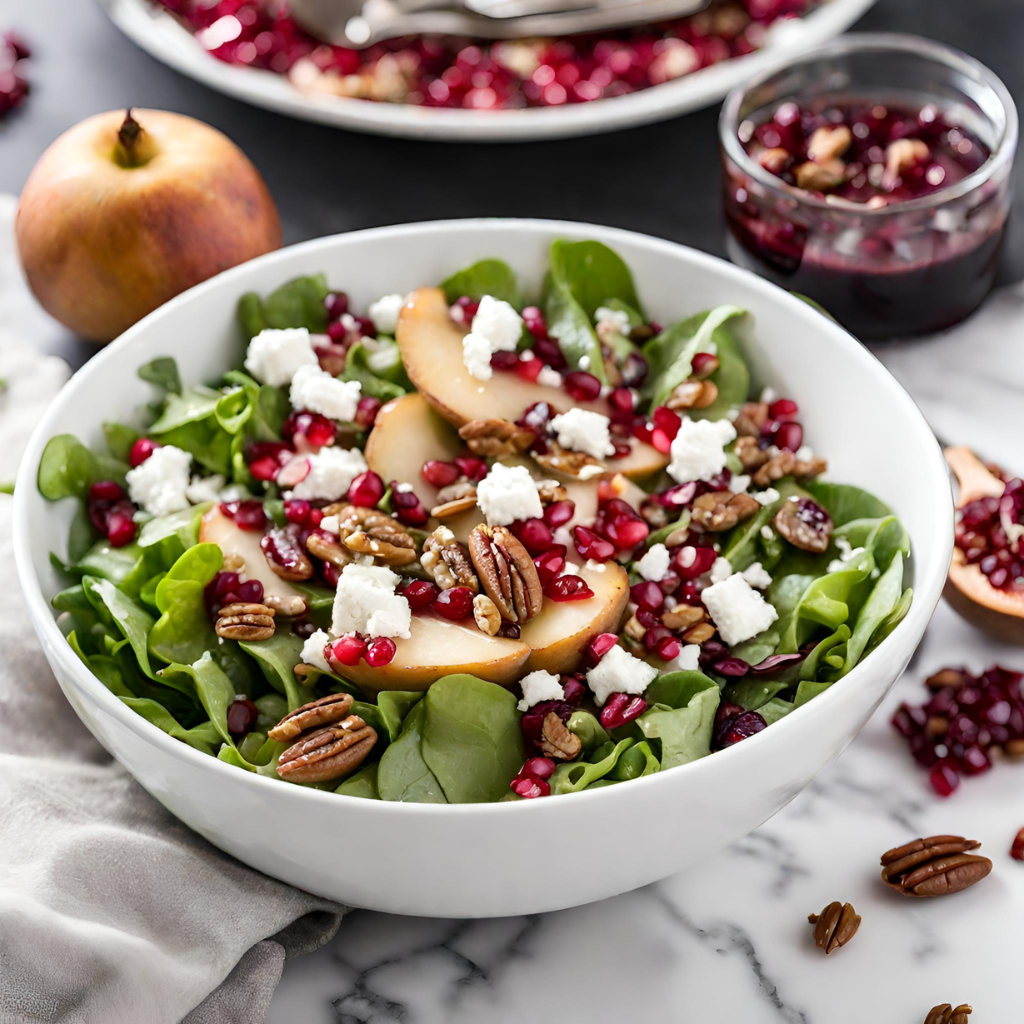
(97, 0, 877, 140)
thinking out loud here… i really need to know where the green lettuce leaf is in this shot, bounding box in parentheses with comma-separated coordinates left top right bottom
(441, 258, 523, 308)
(377, 701, 448, 803)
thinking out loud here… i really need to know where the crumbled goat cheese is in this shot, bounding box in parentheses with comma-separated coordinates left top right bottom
(636, 543, 671, 582)
(728, 474, 751, 494)
(472, 295, 523, 352)
(754, 488, 780, 506)
(462, 332, 495, 382)
(287, 447, 368, 501)
(300, 629, 333, 673)
(586, 644, 658, 706)
(663, 644, 702, 673)
(795, 445, 815, 462)
(761, 525, 775, 541)
(594, 306, 632, 345)
(289, 364, 362, 421)
(126, 445, 193, 517)
(742, 562, 773, 590)
(320, 514, 340, 535)
(827, 536, 866, 573)
(184, 473, 226, 505)
(368, 293, 405, 335)
(331, 563, 411, 639)
(537, 366, 563, 389)
(550, 408, 615, 460)
(677, 546, 698, 569)
(709, 557, 733, 585)
(668, 418, 737, 483)
(475, 463, 543, 526)
(517, 670, 564, 711)
(701, 573, 779, 646)
(244, 328, 318, 386)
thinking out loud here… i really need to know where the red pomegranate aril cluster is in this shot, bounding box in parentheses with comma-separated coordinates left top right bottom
(283, 499, 324, 528)
(512, 517, 553, 556)
(543, 500, 575, 530)
(328, 633, 397, 668)
(891, 664, 1024, 796)
(220, 499, 268, 531)
(402, 579, 441, 609)
(247, 441, 294, 482)
(510, 758, 553, 799)
(283, 410, 337, 449)
(226, 696, 259, 736)
(955, 478, 1024, 592)
(204, 571, 264, 616)
(87, 480, 138, 548)
(520, 674, 586, 752)
(0, 32, 30, 118)
(399, 579, 475, 621)
(390, 484, 429, 527)
(545, 574, 594, 602)
(599, 692, 647, 729)
(348, 470, 385, 507)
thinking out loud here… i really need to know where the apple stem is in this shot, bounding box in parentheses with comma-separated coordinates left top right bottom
(115, 108, 152, 168)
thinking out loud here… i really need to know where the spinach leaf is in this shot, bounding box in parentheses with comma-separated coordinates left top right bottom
(441, 258, 523, 308)
(342, 341, 408, 402)
(420, 674, 523, 803)
(542, 279, 604, 383)
(120, 696, 220, 754)
(724, 677, 789, 711)
(81, 575, 158, 681)
(238, 274, 331, 335)
(74, 540, 146, 587)
(102, 422, 140, 463)
(834, 552, 906, 678)
(799, 625, 851, 681)
(38, 434, 127, 500)
(794, 679, 833, 707)
(138, 505, 207, 552)
(336, 763, 381, 799)
(758, 697, 795, 725)
(607, 740, 660, 781)
(167, 652, 239, 750)
(138, 356, 182, 396)
(377, 690, 424, 742)
(805, 481, 892, 526)
(377, 701, 448, 803)
(567, 710, 610, 756)
(550, 739, 635, 795)
(635, 682, 719, 769)
(865, 588, 914, 656)
(239, 631, 305, 711)
(645, 670, 719, 709)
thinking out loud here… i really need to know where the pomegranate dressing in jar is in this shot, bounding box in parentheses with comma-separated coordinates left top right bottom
(719, 35, 1018, 339)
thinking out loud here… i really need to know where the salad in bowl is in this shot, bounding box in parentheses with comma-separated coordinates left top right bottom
(38, 238, 913, 806)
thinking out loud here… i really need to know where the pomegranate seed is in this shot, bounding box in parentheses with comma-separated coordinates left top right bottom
(674, 545, 718, 580)
(421, 459, 460, 488)
(631, 581, 663, 610)
(659, 482, 698, 509)
(515, 518, 554, 555)
(402, 579, 440, 609)
(365, 636, 397, 667)
(643, 625, 672, 652)
(515, 355, 545, 383)
(491, 350, 520, 371)
(599, 693, 647, 729)
(322, 562, 341, 588)
(106, 510, 137, 547)
(324, 291, 349, 320)
(562, 676, 586, 705)
(544, 574, 594, 602)
(435, 586, 474, 620)
(226, 697, 258, 736)
(511, 774, 550, 799)
(1011, 827, 1024, 861)
(690, 352, 720, 379)
(236, 579, 265, 604)
(248, 457, 281, 482)
(772, 421, 803, 452)
(522, 306, 549, 340)
(959, 745, 991, 775)
(129, 438, 160, 467)
(651, 406, 682, 439)
(620, 352, 648, 388)
(585, 633, 619, 667)
(220, 500, 268, 531)
(543, 500, 575, 529)
(355, 396, 383, 430)
(929, 760, 960, 797)
(330, 634, 367, 667)
(390, 485, 429, 526)
(348, 470, 385, 507)
(563, 370, 602, 402)
(769, 397, 799, 419)
(453, 456, 488, 482)
(573, 525, 615, 561)
(603, 514, 649, 550)
(283, 410, 337, 449)
(650, 428, 673, 454)
(657, 637, 682, 661)
(523, 756, 556, 779)
(90, 480, 125, 503)
(608, 387, 635, 416)
(284, 499, 312, 525)
(534, 547, 567, 585)
(326, 320, 349, 344)
(453, 296, 481, 320)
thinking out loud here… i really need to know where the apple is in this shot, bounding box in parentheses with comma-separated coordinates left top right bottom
(16, 108, 281, 343)
(395, 287, 668, 480)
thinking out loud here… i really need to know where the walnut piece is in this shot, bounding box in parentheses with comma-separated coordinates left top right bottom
(538, 712, 582, 761)
(215, 601, 275, 641)
(691, 491, 760, 531)
(473, 594, 502, 636)
(533, 442, 605, 480)
(421, 526, 478, 591)
(458, 418, 536, 458)
(330, 504, 417, 566)
(733, 402, 769, 438)
(666, 379, 719, 411)
(468, 524, 543, 624)
(794, 158, 845, 191)
(807, 124, 852, 163)
(661, 605, 706, 630)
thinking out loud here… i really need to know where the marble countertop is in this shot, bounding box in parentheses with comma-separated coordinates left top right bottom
(264, 306, 1024, 1024)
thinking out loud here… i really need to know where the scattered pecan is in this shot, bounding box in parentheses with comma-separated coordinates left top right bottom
(421, 526, 478, 591)
(661, 605, 706, 630)
(691, 490, 760, 531)
(773, 497, 833, 553)
(468, 524, 543, 624)
(807, 124, 852, 162)
(535, 479, 568, 506)
(263, 593, 308, 617)
(880, 835, 992, 897)
(268, 692, 354, 743)
(666, 379, 719, 411)
(807, 901, 860, 954)
(331, 505, 417, 566)
(640, 496, 670, 529)
(215, 602, 275, 641)
(623, 613, 647, 642)
(533, 442, 605, 480)
(262, 526, 315, 581)
(458, 418, 535, 458)
(925, 668, 969, 690)
(276, 717, 377, 783)
(222, 553, 245, 572)
(734, 435, 770, 469)
(538, 712, 582, 760)
(430, 480, 479, 519)
(924, 1005, 972, 1024)
(733, 401, 769, 438)
(306, 530, 354, 569)
(682, 622, 715, 644)
(794, 157, 845, 191)
(750, 449, 826, 488)
(473, 593, 501, 636)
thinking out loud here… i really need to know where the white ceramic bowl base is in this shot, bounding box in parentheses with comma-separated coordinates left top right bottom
(14, 220, 952, 917)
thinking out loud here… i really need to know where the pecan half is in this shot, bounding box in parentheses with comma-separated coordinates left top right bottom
(306, 530, 354, 569)
(682, 622, 715, 644)
(331, 505, 417, 566)
(538, 712, 582, 760)
(533, 442, 605, 480)
(661, 605, 706, 630)
(807, 901, 860, 954)
(925, 668, 970, 691)
(431, 493, 479, 519)
(734, 435, 770, 470)
(262, 526, 315, 581)
(215, 602, 275, 641)
(535, 479, 568, 506)
(880, 836, 992, 897)
(924, 1005, 972, 1024)
(691, 491, 760, 531)
(263, 593, 308, 617)
(733, 401, 769, 438)
(468, 524, 543, 624)
(276, 717, 377, 783)
(268, 692, 354, 743)
(458, 418, 536, 458)
(666, 379, 719, 411)
(473, 593, 501, 636)
(421, 526, 478, 591)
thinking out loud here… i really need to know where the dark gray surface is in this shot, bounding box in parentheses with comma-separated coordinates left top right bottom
(2, 0, 1021, 367)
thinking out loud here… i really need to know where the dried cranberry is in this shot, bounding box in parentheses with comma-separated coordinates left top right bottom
(365, 637, 397, 667)
(220, 500, 268, 531)
(718, 711, 767, 748)
(421, 459, 461, 488)
(402, 579, 440, 609)
(129, 438, 160, 467)
(434, 586, 474, 620)
(712, 657, 751, 678)
(226, 697, 258, 736)
(348, 470, 385, 508)
(599, 693, 647, 729)
(750, 653, 806, 675)
(544, 574, 594, 602)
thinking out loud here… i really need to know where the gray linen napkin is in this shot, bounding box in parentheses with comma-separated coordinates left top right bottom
(0, 195, 345, 1024)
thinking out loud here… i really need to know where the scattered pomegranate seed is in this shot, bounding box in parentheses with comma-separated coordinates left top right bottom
(106, 510, 137, 548)
(516, 401, 553, 435)
(573, 525, 615, 562)
(365, 636, 397, 667)
(453, 455, 488, 482)
(354, 395, 383, 429)
(90, 480, 125, 503)
(534, 547, 567, 586)
(769, 397, 799, 419)
(1011, 827, 1024, 861)
(522, 306, 549, 340)
(620, 352, 649, 388)
(563, 370, 602, 402)
(514, 355, 544, 383)
(204, 571, 240, 615)
(599, 693, 647, 729)
(452, 296, 481, 320)
(330, 634, 368, 667)
(434, 586, 475, 620)
(283, 410, 337, 449)
(929, 760, 960, 797)
(220, 500, 268, 531)
(544, 574, 594, 602)
(129, 438, 160, 467)
(283, 499, 312, 525)
(402, 579, 440, 609)
(522, 756, 556, 780)
(657, 637, 682, 661)
(348, 470, 385, 507)
(651, 405, 682, 440)
(514, 517, 554, 555)
(421, 459, 460, 488)
(236, 579, 265, 604)
(324, 291, 349, 321)
(690, 352, 720, 379)
(543, 500, 575, 529)
(771, 420, 804, 452)
(510, 773, 550, 799)
(0, 33, 30, 118)
(674, 545, 718, 580)
(491, 350, 520, 371)
(226, 697, 259, 736)
(562, 676, 587, 705)
(246, 441, 293, 482)
(608, 387, 635, 417)
(630, 581, 663, 611)
(390, 485, 429, 526)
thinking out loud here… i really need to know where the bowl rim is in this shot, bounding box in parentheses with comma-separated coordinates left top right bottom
(718, 31, 1020, 216)
(13, 217, 953, 819)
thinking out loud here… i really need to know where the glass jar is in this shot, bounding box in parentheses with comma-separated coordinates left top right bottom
(719, 34, 1018, 340)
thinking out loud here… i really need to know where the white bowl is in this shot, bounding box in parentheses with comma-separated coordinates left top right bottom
(97, 0, 876, 141)
(14, 220, 951, 917)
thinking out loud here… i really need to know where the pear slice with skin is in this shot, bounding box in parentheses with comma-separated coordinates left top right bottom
(520, 560, 630, 674)
(943, 445, 1024, 644)
(395, 287, 667, 480)
(338, 613, 531, 694)
(198, 506, 306, 608)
